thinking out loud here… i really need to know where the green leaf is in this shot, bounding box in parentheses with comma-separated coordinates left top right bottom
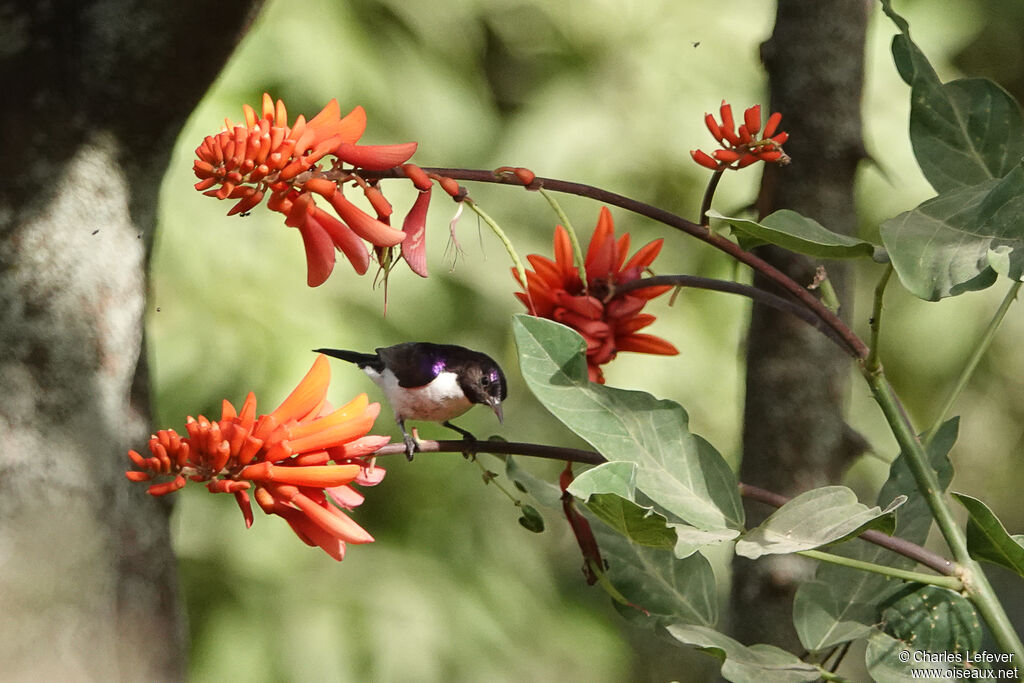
(879, 164, 1024, 300)
(708, 209, 878, 260)
(569, 462, 739, 556)
(735, 486, 905, 560)
(596, 526, 717, 629)
(517, 504, 545, 533)
(792, 580, 876, 647)
(665, 625, 822, 683)
(953, 492, 1024, 577)
(882, 1, 1024, 193)
(567, 460, 637, 499)
(880, 584, 982, 657)
(792, 420, 958, 651)
(865, 631, 972, 683)
(513, 315, 743, 531)
(670, 525, 741, 560)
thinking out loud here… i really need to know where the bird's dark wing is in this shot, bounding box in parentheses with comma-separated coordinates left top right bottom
(376, 342, 443, 388)
(313, 348, 384, 372)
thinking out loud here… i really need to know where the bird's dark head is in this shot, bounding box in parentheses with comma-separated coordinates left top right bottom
(453, 351, 508, 423)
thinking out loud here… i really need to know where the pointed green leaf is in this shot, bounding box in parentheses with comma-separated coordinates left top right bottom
(880, 584, 982, 657)
(735, 486, 904, 560)
(584, 493, 676, 550)
(882, 0, 1024, 193)
(513, 315, 743, 531)
(567, 460, 637, 499)
(665, 625, 822, 683)
(879, 164, 1024, 300)
(569, 462, 739, 557)
(568, 462, 676, 550)
(793, 420, 957, 651)
(708, 209, 878, 260)
(670, 525, 741, 559)
(792, 580, 877, 647)
(953, 492, 1024, 577)
(596, 526, 717, 628)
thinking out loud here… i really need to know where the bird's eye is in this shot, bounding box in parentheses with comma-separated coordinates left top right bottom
(481, 376, 491, 386)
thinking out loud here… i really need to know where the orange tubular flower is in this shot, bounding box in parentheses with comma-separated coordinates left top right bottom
(194, 94, 419, 287)
(690, 101, 790, 171)
(125, 355, 390, 561)
(514, 207, 679, 383)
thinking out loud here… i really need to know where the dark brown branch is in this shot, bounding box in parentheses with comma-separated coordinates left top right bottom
(614, 274, 853, 354)
(360, 166, 869, 360)
(370, 439, 954, 576)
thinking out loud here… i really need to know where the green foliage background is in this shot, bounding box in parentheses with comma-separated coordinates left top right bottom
(150, 1, 1024, 680)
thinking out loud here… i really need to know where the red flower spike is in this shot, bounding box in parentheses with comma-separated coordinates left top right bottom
(692, 101, 789, 173)
(325, 191, 406, 246)
(296, 214, 335, 286)
(437, 176, 462, 198)
(690, 150, 719, 170)
(312, 207, 370, 275)
(704, 113, 723, 142)
(743, 105, 761, 135)
(401, 187, 432, 278)
(718, 101, 739, 145)
(514, 207, 678, 383)
(235, 490, 254, 529)
(402, 163, 432, 191)
(363, 186, 393, 219)
(193, 94, 422, 285)
(124, 356, 389, 561)
(334, 142, 418, 171)
(302, 178, 338, 197)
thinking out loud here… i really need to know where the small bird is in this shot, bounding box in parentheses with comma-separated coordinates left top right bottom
(314, 342, 507, 459)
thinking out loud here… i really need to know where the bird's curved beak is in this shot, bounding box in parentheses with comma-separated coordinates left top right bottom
(489, 398, 503, 424)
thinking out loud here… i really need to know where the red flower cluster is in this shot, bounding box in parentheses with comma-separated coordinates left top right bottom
(514, 207, 679, 383)
(690, 101, 789, 171)
(193, 94, 430, 286)
(125, 355, 389, 561)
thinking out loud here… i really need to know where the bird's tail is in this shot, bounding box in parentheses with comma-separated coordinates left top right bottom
(313, 348, 380, 369)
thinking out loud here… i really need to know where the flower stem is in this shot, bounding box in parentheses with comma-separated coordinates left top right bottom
(462, 198, 528, 297)
(865, 264, 893, 374)
(923, 280, 1022, 448)
(797, 549, 962, 591)
(866, 370, 1024, 663)
(699, 170, 725, 225)
(538, 188, 587, 279)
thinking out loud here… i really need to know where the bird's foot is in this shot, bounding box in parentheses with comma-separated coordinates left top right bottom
(403, 428, 418, 461)
(443, 421, 477, 460)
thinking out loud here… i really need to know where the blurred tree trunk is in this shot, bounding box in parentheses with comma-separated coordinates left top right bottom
(0, 2, 261, 678)
(730, 0, 869, 649)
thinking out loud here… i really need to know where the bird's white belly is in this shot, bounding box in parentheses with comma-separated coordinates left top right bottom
(368, 369, 473, 422)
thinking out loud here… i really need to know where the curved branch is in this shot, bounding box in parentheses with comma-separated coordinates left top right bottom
(615, 274, 854, 355)
(360, 167, 870, 359)
(371, 438, 954, 576)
